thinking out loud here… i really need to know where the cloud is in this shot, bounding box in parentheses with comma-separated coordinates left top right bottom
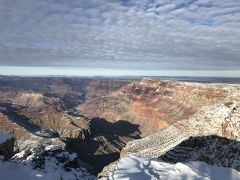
(0, 0, 239, 70)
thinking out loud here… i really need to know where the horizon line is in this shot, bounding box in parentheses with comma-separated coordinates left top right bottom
(0, 66, 240, 77)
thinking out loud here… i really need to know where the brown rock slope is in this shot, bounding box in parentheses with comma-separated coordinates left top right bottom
(121, 81, 240, 157)
(0, 90, 91, 151)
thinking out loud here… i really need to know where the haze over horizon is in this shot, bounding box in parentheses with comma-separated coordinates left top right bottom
(1, 66, 240, 77)
(0, 0, 240, 76)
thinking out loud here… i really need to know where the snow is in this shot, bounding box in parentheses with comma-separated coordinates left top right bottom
(108, 155, 240, 180)
(0, 161, 55, 180)
(9, 144, 96, 180)
(0, 133, 12, 144)
(0, 156, 96, 180)
(44, 145, 60, 151)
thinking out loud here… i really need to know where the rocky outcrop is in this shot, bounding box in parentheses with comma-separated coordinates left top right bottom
(0, 133, 14, 159)
(121, 126, 189, 158)
(10, 144, 96, 179)
(0, 112, 28, 140)
(160, 135, 240, 171)
(12, 92, 48, 108)
(17, 107, 91, 140)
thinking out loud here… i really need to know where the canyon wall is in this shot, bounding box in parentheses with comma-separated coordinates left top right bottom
(0, 76, 239, 175)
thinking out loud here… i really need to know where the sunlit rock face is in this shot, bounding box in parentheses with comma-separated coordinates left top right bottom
(78, 79, 232, 137)
(120, 81, 240, 157)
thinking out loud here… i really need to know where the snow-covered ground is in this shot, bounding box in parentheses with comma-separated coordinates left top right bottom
(108, 155, 240, 180)
(0, 145, 96, 180)
(0, 159, 95, 180)
(0, 161, 55, 180)
(0, 133, 12, 144)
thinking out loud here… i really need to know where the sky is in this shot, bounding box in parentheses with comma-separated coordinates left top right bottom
(0, 0, 240, 76)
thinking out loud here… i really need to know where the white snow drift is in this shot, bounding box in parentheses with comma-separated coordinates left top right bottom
(108, 155, 240, 180)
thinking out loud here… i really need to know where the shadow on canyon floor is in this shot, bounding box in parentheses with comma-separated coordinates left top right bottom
(64, 118, 141, 175)
(90, 117, 141, 139)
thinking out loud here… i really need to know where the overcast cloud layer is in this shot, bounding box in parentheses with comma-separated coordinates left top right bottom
(0, 0, 240, 71)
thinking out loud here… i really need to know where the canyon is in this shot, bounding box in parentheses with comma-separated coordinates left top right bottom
(0, 76, 239, 179)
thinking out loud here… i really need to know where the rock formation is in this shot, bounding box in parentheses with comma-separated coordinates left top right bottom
(0, 76, 239, 177)
(0, 133, 14, 159)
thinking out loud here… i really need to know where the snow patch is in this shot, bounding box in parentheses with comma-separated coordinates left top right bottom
(10, 143, 96, 180)
(44, 145, 60, 151)
(108, 155, 240, 180)
(0, 161, 54, 180)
